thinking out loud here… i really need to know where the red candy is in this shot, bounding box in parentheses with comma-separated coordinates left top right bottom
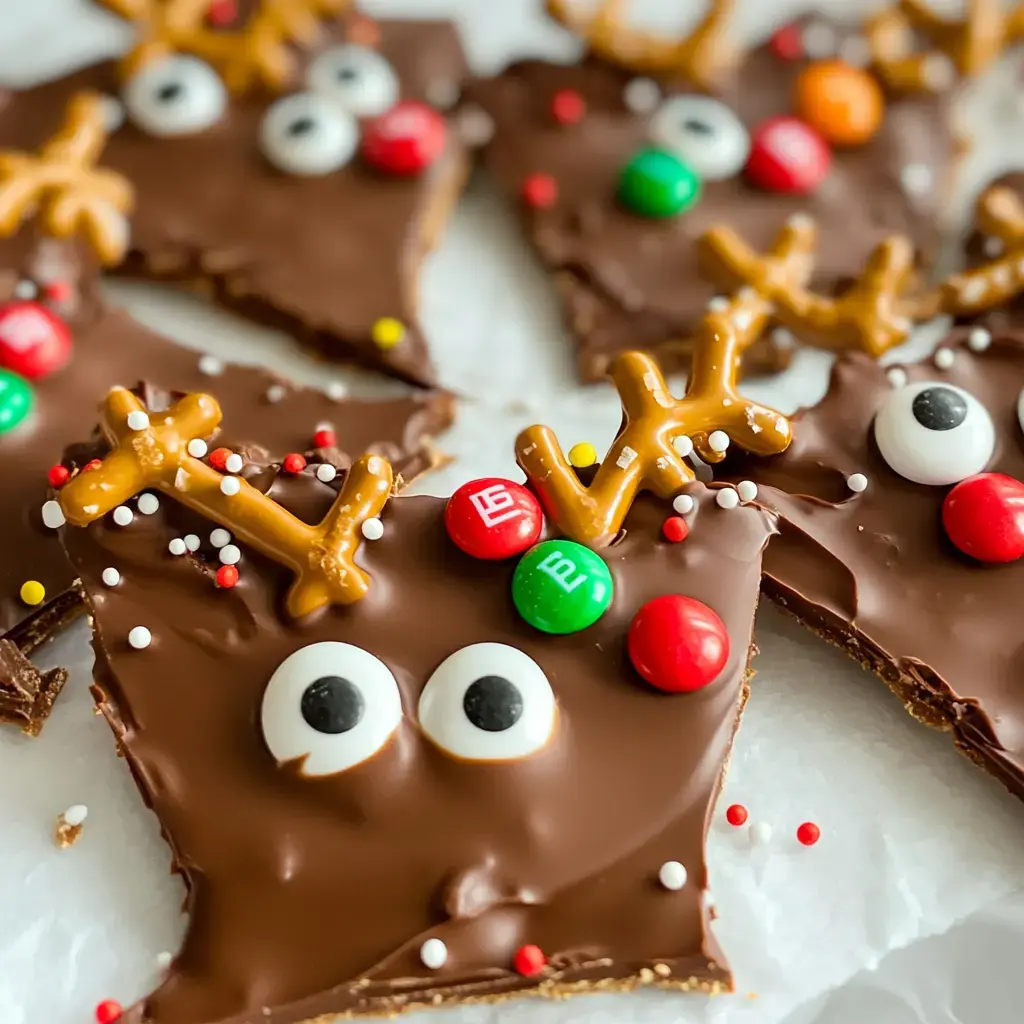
(445, 478, 543, 560)
(282, 453, 307, 474)
(769, 23, 804, 60)
(725, 803, 748, 827)
(942, 473, 1024, 563)
(206, 0, 237, 25)
(661, 515, 689, 543)
(312, 428, 336, 449)
(628, 594, 730, 693)
(745, 116, 831, 195)
(0, 301, 72, 380)
(521, 173, 558, 209)
(47, 464, 70, 488)
(512, 944, 547, 977)
(95, 1000, 123, 1023)
(208, 447, 231, 471)
(362, 101, 447, 177)
(796, 822, 821, 846)
(44, 280, 72, 303)
(216, 565, 239, 589)
(551, 88, 586, 125)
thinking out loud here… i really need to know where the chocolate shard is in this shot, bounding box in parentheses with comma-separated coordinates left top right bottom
(0, 639, 68, 736)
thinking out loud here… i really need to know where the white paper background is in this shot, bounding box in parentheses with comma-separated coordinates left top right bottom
(3, 2, 1024, 1022)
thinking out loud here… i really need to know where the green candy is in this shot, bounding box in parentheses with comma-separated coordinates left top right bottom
(512, 539, 613, 635)
(618, 147, 701, 218)
(0, 370, 33, 434)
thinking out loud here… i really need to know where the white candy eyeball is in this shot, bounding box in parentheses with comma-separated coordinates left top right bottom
(123, 55, 226, 137)
(648, 95, 750, 181)
(418, 643, 557, 762)
(259, 92, 358, 176)
(261, 642, 402, 776)
(874, 381, 994, 485)
(1017, 386, 1024, 436)
(306, 44, 399, 118)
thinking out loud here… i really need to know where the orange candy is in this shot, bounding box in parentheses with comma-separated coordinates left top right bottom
(794, 61, 884, 147)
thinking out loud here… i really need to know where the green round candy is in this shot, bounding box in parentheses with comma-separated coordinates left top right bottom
(618, 147, 701, 218)
(0, 370, 33, 434)
(512, 539, 613, 635)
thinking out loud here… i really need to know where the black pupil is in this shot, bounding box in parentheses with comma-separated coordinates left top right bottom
(683, 117, 714, 135)
(911, 386, 968, 431)
(463, 675, 523, 733)
(157, 82, 184, 103)
(288, 117, 317, 137)
(300, 676, 364, 734)
(336, 66, 359, 81)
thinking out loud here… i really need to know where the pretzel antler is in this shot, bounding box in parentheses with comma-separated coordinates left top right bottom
(59, 388, 392, 618)
(941, 184, 1024, 314)
(100, 0, 350, 93)
(699, 218, 917, 358)
(0, 93, 132, 265)
(545, 0, 737, 89)
(866, 0, 1024, 93)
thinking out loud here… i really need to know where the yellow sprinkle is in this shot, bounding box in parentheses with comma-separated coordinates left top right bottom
(568, 442, 597, 468)
(372, 317, 406, 350)
(20, 580, 45, 606)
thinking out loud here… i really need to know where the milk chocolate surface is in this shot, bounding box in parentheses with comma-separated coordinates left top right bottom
(63, 469, 773, 1022)
(467, 17, 953, 380)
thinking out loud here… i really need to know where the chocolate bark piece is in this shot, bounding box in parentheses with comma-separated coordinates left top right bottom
(0, 233, 454, 654)
(466, 15, 954, 381)
(0, 638, 68, 735)
(719, 327, 1024, 794)
(0, 14, 471, 386)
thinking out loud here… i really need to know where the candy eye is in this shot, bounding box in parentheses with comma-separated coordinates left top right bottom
(874, 381, 995, 485)
(1017, 386, 1024, 435)
(123, 55, 226, 137)
(418, 643, 557, 761)
(648, 95, 750, 181)
(305, 44, 399, 117)
(261, 642, 402, 776)
(259, 93, 359, 176)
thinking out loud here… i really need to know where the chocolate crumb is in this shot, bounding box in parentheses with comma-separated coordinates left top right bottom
(55, 805, 87, 848)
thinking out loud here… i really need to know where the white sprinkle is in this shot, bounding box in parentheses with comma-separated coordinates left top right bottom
(658, 860, 687, 891)
(802, 21, 836, 59)
(168, 538, 187, 556)
(749, 821, 773, 846)
(622, 76, 661, 114)
(361, 518, 384, 541)
(420, 937, 448, 970)
(156, 951, 173, 970)
(737, 480, 758, 503)
(198, 354, 223, 376)
(982, 235, 1005, 258)
(220, 477, 241, 496)
(315, 463, 337, 483)
(456, 105, 494, 146)
(838, 33, 871, 67)
(770, 326, 796, 350)
(98, 93, 124, 132)
(264, 384, 287, 404)
(101, 567, 120, 587)
(901, 163, 932, 196)
(112, 505, 134, 527)
(126, 410, 150, 431)
(787, 212, 814, 231)
(210, 528, 231, 548)
(128, 626, 152, 650)
(326, 381, 348, 401)
(225, 453, 244, 474)
(13, 279, 37, 299)
(672, 494, 694, 515)
(672, 435, 694, 458)
(706, 295, 730, 312)
(934, 347, 955, 369)
(616, 445, 639, 469)
(184, 534, 201, 552)
(707, 430, 730, 453)
(716, 488, 740, 510)
(219, 543, 241, 566)
(62, 804, 88, 827)
(886, 367, 908, 388)
(41, 500, 65, 529)
(187, 438, 208, 458)
(847, 473, 868, 493)
(137, 492, 160, 515)
(968, 327, 992, 352)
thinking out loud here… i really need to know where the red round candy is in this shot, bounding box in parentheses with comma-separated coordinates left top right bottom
(206, 0, 237, 25)
(745, 116, 831, 195)
(725, 803, 748, 827)
(216, 564, 239, 589)
(522, 173, 558, 209)
(362, 101, 447, 177)
(95, 1000, 123, 1024)
(942, 473, 1024, 563)
(47, 464, 70, 488)
(551, 88, 586, 125)
(208, 447, 231, 471)
(44, 280, 73, 303)
(662, 515, 689, 543)
(282, 453, 306, 474)
(628, 594, 730, 693)
(512, 943, 546, 977)
(0, 301, 72, 380)
(445, 478, 543, 560)
(312, 428, 336, 449)
(769, 23, 804, 60)
(796, 821, 821, 846)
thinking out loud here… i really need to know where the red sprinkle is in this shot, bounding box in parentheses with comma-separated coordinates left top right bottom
(661, 515, 689, 543)
(512, 944, 547, 977)
(769, 23, 804, 61)
(521, 173, 558, 209)
(312, 428, 336, 449)
(95, 1000, 123, 1024)
(725, 804, 748, 827)
(551, 88, 586, 125)
(83, 459, 102, 473)
(216, 565, 239, 589)
(282, 453, 307, 474)
(208, 447, 232, 471)
(205, 0, 238, 26)
(47, 464, 70, 488)
(44, 279, 72, 303)
(796, 821, 821, 846)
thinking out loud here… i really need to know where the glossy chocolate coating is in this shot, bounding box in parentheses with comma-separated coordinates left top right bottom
(62, 472, 773, 1022)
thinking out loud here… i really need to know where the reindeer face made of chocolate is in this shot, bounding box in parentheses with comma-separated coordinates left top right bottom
(467, 0, 1024, 380)
(57, 336, 779, 1021)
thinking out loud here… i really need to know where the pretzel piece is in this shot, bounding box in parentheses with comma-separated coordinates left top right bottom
(59, 388, 392, 618)
(0, 93, 132, 265)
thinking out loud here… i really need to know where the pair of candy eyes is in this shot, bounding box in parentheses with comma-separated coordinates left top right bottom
(262, 641, 557, 777)
(122, 45, 398, 175)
